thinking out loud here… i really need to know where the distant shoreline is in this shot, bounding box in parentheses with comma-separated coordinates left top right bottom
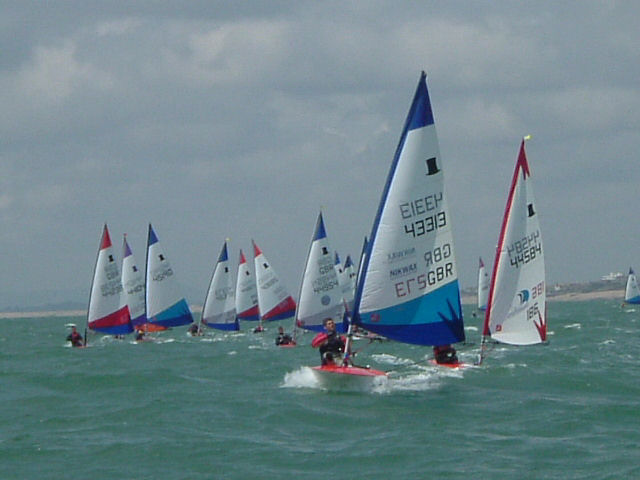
(462, 288, 623, 305)
(0, 289, 624, 319)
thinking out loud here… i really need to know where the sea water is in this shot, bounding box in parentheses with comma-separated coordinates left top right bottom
(1, 300, 638, 480)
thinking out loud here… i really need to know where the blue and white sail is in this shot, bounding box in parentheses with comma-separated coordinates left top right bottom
(352, 72, 464, 346)
(624, 267, 640, 304)
(202, 240, 239, 330)
(121, 235, 147, 329)
(295, 212, 345, 332)
(145, 224, 193, 328)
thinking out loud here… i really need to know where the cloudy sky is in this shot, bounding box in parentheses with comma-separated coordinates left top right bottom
(1, 1, 639, 309)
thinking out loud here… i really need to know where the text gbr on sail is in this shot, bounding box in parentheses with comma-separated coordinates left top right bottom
(394, 243, 454, 297)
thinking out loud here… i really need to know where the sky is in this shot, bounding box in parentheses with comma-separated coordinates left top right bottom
(1, 1, 639, 309)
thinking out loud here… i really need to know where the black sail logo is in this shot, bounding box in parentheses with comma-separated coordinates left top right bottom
(425, 157, 440, 176)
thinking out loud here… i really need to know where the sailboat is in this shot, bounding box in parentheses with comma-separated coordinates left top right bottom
(201, 240, 239, 331)
(145, 223, 194, 329)
(311, 71, 465, 383)
(343, 254, 357, 313)
(624, 267, 640, 304)
(334, 251, 355, 321)
(121, 234, 147, 330)
(295, 212, 345, 334)
(235, 248, 260, 322)
(477, 257, 489, 312)
(481, 138, 546, 354)
(253, 240, 297, 324)
(87, 224, 133, 337)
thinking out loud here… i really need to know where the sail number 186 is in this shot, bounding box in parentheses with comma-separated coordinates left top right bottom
(404, 211, 446, 238)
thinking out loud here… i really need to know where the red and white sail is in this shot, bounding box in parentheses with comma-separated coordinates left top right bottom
(252, 240, 296, 322)
(88, 224, 132, 334)
(235, 249, 260, 321)
(484, 139, 546, 345)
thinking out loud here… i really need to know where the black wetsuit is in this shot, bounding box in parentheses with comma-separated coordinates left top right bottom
(434, 345, 458, 364)
(319, 332, 345, 364)
(275, 334, 293, 345)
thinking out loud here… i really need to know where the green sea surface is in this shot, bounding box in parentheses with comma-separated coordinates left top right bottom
(1, 300, 638, 479)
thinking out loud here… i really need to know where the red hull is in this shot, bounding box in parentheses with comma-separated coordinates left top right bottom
(429, 359, 468, 369)
(311, 364, 387, 377)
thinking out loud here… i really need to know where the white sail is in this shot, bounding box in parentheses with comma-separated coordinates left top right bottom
(202, 241, 238, 330)
(295, 213, 345, 332)
(253, 240, 296, 322)
(624, 267, 640, 304)
(121, 235, 146, 328)
(484, 139, 546, 345)
(477, 257, 489, 311)
(88, 224, 131, 334)
(145, 224, 193, 328)
(353, 72, 464, 346)
(235, 249, 260, 321)
(343, 254, 357, 313)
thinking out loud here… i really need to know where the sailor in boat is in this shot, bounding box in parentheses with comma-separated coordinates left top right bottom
(66, 325, 84, 347)
(187, 323, 203, 336)
(275, 326, 294, 346)
(433, 344, 458, 365)
(311, 318, 346, 366)
(135, 329, 154, 342)
(253, 324, 264, 333)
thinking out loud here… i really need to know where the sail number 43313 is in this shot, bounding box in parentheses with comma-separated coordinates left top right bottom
(404, 211, 446, 238)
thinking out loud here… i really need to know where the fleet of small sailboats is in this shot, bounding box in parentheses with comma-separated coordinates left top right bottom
(79, 70, 640, 390)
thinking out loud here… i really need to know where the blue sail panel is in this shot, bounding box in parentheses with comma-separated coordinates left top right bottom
(204, 319, 240, 331)
(357, 280, 464, 345)
(149, 299, 193, 328)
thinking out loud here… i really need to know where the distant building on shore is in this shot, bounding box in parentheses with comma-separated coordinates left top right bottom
(601, 272, 624, 281)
